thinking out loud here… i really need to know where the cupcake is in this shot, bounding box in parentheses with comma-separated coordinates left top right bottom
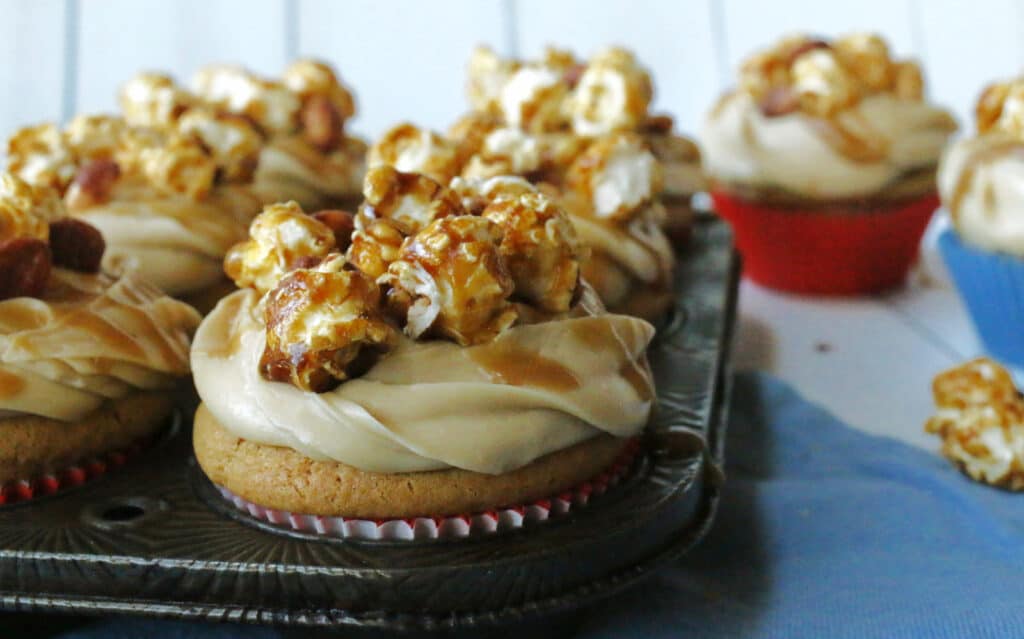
(362, 45, 690, 321)
(0, 172, 200, 497)
(191, 167, 655, 536)
(926, 358, 1024, 490)
(702, 33, 957, 295)
(937, 74, 1024, 366)
(191, 60, 366, 211)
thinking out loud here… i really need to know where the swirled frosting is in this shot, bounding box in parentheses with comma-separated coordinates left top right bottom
(191, 289, 655, 474)
(252, 137, 365, 210)
(938, 130, 1024, 257)
(702, 92, 957, 199)
(0, 269, 200, 421)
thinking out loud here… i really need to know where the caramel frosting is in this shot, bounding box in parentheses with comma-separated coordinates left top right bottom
(702, 91, 956, 199)
(192, 288, 654, 474)
(253, 136, 366, 209)
(702, 33, 956, 200)
(0, 269, 200, 421)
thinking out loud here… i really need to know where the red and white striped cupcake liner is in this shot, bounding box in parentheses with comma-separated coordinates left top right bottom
(0, 441, 145, 506)
(217, 438, 642, 540)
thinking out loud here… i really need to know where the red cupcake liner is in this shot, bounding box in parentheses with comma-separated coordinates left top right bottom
(216, 438, 642, 540)
(710, 190, 939, 295)
(0, 441, 145, 506)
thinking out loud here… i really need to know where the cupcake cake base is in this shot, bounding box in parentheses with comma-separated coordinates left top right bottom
(193, 404, 632, 520)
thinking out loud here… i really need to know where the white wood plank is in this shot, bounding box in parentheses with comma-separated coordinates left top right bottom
(514, 0, 720, 136)
(297, 0, 508, 140)
(915, 0, 1022, 134)
(0, 0, 66, 138)
(720, 0, 917, 83)
(733, 280, 958, 451)
(76, 0, 288, 117)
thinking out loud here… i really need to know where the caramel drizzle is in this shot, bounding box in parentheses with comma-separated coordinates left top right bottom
(0, 369, 25, 399)
(469, 340, 580, 392)
(807, 114, 889, 164)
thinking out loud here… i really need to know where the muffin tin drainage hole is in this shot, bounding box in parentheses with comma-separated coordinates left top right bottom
(82, 497, 168, 530)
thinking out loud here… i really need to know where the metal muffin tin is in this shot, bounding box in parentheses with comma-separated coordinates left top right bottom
(0, 217, 738, 631)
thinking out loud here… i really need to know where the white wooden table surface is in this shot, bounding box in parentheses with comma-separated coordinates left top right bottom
(730, 214, 983, 452)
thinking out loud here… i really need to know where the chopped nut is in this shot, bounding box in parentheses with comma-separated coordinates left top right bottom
(499, 66, 569, 133)
(224, 201, 337, 293)
(461, 127, 542, 179)
(346, 217, 405, 279)
(466, 45, 520, 113)
(360, 165, 465, 235)
(482, 192, 581, 312)
(311, 209, 356, 253)
(0, 237, 51, 300)
(49, 217, 105, 273)
(449, 175, 537, 214)
(791, 48, 861, 117)
(565, 132, 662, 222)
(120, 72, 195, 129)
(570, 47, 652, 136)
(7, 124, 77, 192)
(299, 94, 344, 152)
(177, 108, 263, 182)
(369, 123, 461, 184)
(261, 254, 397, 392)
(64, 159, 122, 211)
(192, 64, 301, 135)
(381, 215, 516, 345)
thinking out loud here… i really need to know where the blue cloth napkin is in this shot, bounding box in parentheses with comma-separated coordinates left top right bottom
(5, 372, 1022, 638)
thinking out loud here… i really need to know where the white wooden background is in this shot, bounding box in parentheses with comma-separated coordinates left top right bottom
(0, 0, 1010, 451)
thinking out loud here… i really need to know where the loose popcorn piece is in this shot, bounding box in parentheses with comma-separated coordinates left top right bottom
(926, 358, 1024, 490)
(346, 217, 405, 279)
(224, 201, 337, 293)
(120, 72, 196, 129)
(192, 65, 301, 135)
(449, 175, 537, 215)
(261, 254, 398, 392)
(482, 192, 581, 312)
(360, 165, 465, 235)
(499, 66, 569, 133)
(369, 123, 461, 185)
(565, 132, 663, 222)
(791, 48, 860, 118)
(7, 124, 77, 192)
(0, 173, 61, 242)
(176, 108, 263, 182)
(467, 45, 520, 113)
(381, 215, 516, 345)
(65, 115, 127, 161)
(461, 127, 542, 179)
(133, 132, 217, 200)
(570, 47, 652, 136)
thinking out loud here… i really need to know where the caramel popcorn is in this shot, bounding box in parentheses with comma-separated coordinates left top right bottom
(65, 115, 127, 161)
(467, 45, 520, 113)
(120, 72, 196, 129)
(192, 65, 300, 135)
(282, 59, 356, 124)
(461, 127, 542, 179)
(7, 124, 76, 192)
(446, 110, 501, 164)
(346, 217, 405, 279)
(0, 173, 61, 242)
(261, 253, 398, 392)
(540, 46, 580, 78)
(176, 108, 263, 182)
(499, 65, 569, 133)
(791, 48, 861, 118)
(565, 132, 662, 222)
(130, 131, 217, 199)
(976, 81, 1011, 134)
(892, 61, 924, 101)
(482, 192, 581, 312)
(832, 33, 894, 93)
(926, 358, 1024, 490)
(449, 175, 537, 214)
(360, 166, 464, 235)
(381, 215, 516, 345)
(224, 201, 337, 293)
(570, 47, 652, 136)
(369, 123, 461, 185)
(975, 78, 1024, 137)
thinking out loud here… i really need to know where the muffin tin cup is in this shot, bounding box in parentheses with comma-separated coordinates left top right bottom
(215, 439, 641, 541)
(711, 189, 939, 295)
(939, 229, 1024, 367)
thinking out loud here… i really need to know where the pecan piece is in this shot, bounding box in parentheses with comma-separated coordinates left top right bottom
(49, 218, 105, 273)
(301, 94, 343, 152)
(65, 159, 121, 211)
(0, 238, 51, 300)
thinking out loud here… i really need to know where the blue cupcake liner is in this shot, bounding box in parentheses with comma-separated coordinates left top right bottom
(939, 229, 1024, 367)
